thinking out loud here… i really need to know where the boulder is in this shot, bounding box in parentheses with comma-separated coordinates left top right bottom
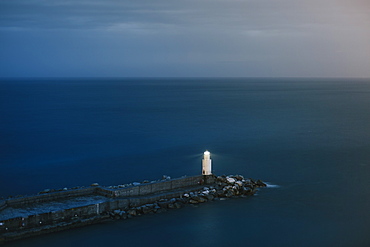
(127, 209, 137, 216)
(142, 206, 152, 214)
(157, 200, 170, 208)
(241, 187, 253, 195)
(189, 199, 199, 204)
(205, 194, 215, 201)
(196, 196, 207, 203)
(176, 198, 186, 204)
(217, 191, 226, 197)
(202, 190, 210, 195)
(216, 176, 227, 183)
(235, 181, 243, 187)
(156, 208, 167, 213)
(91, 183, 99, 187)
(153, 205, 161, 212)
(256, 179, 267, 187)
(119, 211, 128, 219)
(223, 185, 233, 191)
(225, 190, 235, 198)
(226, 177, 236, 184)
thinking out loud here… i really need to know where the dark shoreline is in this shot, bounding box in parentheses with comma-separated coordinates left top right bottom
(0, 174, 265, 244)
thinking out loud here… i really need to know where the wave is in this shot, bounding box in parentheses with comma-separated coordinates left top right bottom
(264, 182, 280, 188)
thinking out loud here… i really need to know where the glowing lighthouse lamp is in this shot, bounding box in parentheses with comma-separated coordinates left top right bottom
(202, 151, 212, 175)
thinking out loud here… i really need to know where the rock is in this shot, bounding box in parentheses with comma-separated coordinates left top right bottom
(226, 177, 236, 184)
(132, 182, 140, 186)
(256, 179, 267, 187)
(135, 207, 143, 215)
(156, 208, 167, 213)
(113, 210, 121, 215)
(189, 199, 199, 204)
(176, 198, 186, 203)
(234, 175, 244, 181)
(192, 195, 207, 203)
(235, 181, 243, 187)
(62, 187, 68, 191)
(91, 183, 99, 187)
(216, 176, 227, 183)
(142, 206, 152, 214)
(153, 205, 161, 212)
(142, 180, 150, 183)
(223, 185, 233, 191)
(39, 189, 51, 194)
(157, 200, 170, 208)
(127, 209, 137, 216)
(119, 211, 128, 219)
(225, 190, 235, 198)
(241, 187, 253, 195)
(217, 191, 226, 197)
(205, 194, 215, 201)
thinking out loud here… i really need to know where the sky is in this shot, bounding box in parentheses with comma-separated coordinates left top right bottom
(0, 0, 370, 78)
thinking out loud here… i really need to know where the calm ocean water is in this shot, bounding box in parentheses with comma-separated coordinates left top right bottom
(1, 78, 370, 246)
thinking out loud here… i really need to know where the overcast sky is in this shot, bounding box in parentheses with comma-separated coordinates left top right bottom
(1, 0, 369, 78)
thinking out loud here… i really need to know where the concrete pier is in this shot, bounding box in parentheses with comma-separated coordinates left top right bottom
(0, 175, 214, 243)
(0, 174, 266, 243)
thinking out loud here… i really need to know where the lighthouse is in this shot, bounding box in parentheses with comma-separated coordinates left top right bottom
(202, 151, 212, 175)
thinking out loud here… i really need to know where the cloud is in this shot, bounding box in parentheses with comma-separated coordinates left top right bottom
(0, 0, 369, 77)
(0, 0, 326, 31)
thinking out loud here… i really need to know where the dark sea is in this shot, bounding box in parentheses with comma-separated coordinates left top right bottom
(1, 78, 370, 247)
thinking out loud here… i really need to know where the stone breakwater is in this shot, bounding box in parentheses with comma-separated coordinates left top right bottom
(0, 174, 265, 243)
(107, 175, 266, 220)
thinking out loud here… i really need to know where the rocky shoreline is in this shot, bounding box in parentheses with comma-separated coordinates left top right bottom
(107, 175, 266, 220)
(0, 174, 266, 243)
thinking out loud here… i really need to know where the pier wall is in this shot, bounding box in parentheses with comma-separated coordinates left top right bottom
(0, 175, 215, 237)
(0, 201, 6, 211)
(6, 187, 96, 208)
(114, 175, 205, 197)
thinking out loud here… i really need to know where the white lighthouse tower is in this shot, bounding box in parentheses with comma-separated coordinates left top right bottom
(202, 150, 212, 175)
